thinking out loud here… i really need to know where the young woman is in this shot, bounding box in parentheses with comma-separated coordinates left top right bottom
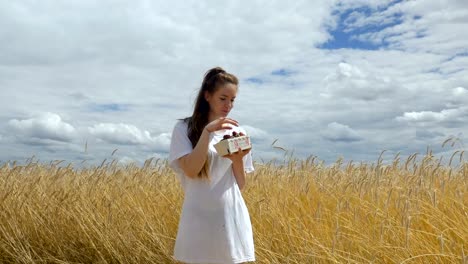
(169, 67, 255, 264)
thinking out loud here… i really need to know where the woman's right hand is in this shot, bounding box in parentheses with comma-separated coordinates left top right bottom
(205, 117, 239, 133)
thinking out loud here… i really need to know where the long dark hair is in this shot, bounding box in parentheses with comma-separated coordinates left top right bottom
(183, 67, 239, 179)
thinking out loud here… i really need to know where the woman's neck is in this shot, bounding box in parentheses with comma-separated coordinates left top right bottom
(207, 112, 221, 123)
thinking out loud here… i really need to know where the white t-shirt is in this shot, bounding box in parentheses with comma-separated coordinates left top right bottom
(168, 120, 255, 264)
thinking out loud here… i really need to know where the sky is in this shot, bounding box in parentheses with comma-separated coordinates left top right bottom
(1, 0, 467, 166)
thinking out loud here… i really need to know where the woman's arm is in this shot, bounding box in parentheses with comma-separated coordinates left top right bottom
(225, 148, 251, 191)
(178, 127, 211, 178)
(231, 160, 246, 191)
(177, 117, 239, 178)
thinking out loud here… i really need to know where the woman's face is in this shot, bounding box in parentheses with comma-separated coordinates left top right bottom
(205, 83, 238, 118)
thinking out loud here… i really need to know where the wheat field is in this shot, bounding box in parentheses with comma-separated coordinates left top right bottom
(0, 148, 467, 263)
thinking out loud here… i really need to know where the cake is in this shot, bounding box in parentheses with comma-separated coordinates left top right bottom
(214, 131, 252, 156)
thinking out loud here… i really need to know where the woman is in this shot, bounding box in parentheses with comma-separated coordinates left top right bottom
(169, 67, 255, 264)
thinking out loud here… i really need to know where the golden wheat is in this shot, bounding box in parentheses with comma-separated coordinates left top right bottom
(0, 152, 467, 263)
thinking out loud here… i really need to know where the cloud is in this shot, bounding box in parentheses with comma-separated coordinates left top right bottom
(415, 129, 444, 139)
(447, 87, 468, 107)
(7, 112, 76, 142)
(396, 107, 468, 124)
(88, 103, 132, 113)
(452, 87, 467, 97)
(322, 62, 395, 101)
(118, 156, 138, 166)
(145, 152, 164, 160)
(0, 1, 467, 165)
(0, 1, 334, 68)
(322, 122, 362, 142)
(68, 92, 91, 101)
(335, 1, 468, 55)
(88, 123, 170, 150)
(243, 125, 268, 140)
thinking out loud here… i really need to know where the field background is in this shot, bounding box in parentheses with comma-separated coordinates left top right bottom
(0, 149, 467, 263)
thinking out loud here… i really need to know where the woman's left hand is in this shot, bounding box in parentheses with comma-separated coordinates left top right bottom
(223, 147, 251, 163)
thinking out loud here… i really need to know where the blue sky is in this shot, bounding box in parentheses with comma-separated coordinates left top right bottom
(321, 1, 405, 50)
(0, 0, 467, 166)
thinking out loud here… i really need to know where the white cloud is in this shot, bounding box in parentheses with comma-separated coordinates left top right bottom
(0, 1, 467, 165)
(415, 129, 444, 139)
(322, 62, 394, 101)
(447, 87, 468, 107)
(452, 87, 467, 96)
(0, 0, 334, 69)
(145, 152, 164, 160)
(336, 0, 468, 55)
(118, 156, 138, 166)
(396, 107, 468, 123)
(7, 112, 76, 142)
(243, 125, 268, 140)
(323, 122, 362, 142)
(88, 123, 170, 149)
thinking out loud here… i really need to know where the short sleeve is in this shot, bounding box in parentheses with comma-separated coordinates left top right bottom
(238, 126, 255, 173)
(169, 120, 193, 189)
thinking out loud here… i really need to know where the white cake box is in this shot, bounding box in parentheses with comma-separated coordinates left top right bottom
(214, 136, 252, 156)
